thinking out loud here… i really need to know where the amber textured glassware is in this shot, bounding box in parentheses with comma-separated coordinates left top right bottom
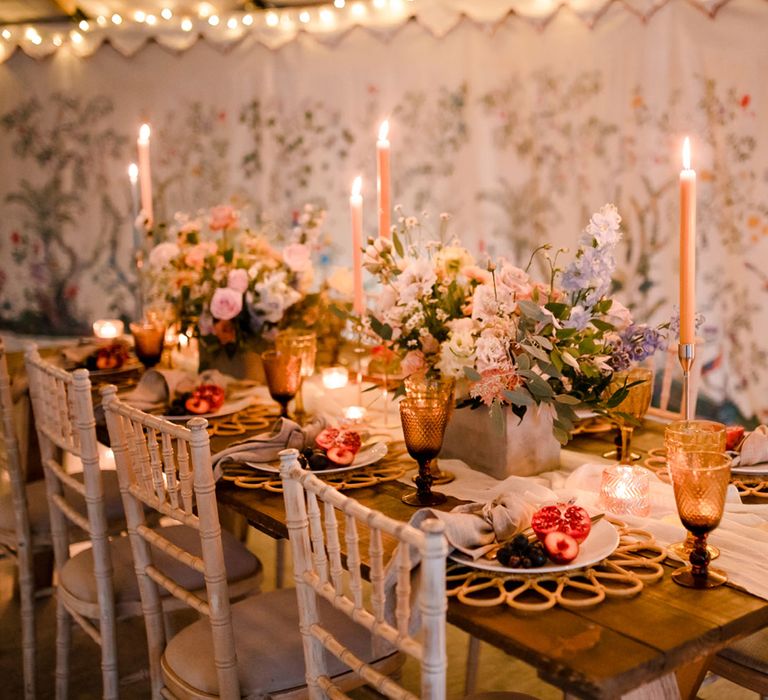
(605, 367, 653, 461)
(400, 397, 451, 506)
(668, 450, 731, 588)
(275, 330, 317, 421)
(403, 375, 456, 484)
(130, 319, 166, 369)
(665, 420, 727, 560)
(261, 350, 302, 418)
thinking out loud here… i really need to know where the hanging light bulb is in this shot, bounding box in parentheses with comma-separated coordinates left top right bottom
(2, 29, 12, 40)
(96, 15, 107, 25)
(226, 16, 238, 29)
(208, 14, 220, 25)
(52, 34, 62, 46)
(242, 14, 253, 26)
(299, 10, 310, 23)
(134, 10, 146, 22)
(181, 17, 193, 31)
(351, 2, 366, 17)
(334, 0, 346, 7)
(111, 13, 123, 24)
(320, 8, 334, 23)
(161, 8, 173, 20)
(78, 19, 89, 31)
(265, 11, 279, 26)
(70, 30, 83, 43)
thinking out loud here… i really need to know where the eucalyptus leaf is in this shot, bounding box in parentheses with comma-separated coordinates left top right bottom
(555, 394, 581, 405)
(503, 389, 533, 406)
(489, 401, 505, 433)
(392, 230, 404, 257)
(517, 354, 531, 371)
(463, 366, 482, 381)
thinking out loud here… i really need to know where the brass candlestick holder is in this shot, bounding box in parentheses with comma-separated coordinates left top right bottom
(678, 342, 695, 421)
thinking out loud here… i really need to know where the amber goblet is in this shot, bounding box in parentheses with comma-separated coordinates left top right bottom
(665, 420, 726, 561)
(275, 330, 317, 422)
(400, 397, 451, 507)
(129, 319, 166, 369)
(668, 450, 731, 588)
(403, 375, 456, 485)
(261, 350, 302, 419)
(604, 367, 653, 461)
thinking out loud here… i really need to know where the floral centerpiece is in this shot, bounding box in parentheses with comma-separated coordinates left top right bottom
(363, 204, 665, 447)
(147, 203, 319, 366)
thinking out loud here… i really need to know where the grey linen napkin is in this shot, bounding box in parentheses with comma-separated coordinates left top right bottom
(125, 368, 232, 412)
(211, 416, 326, 481)
(383, 493, 536, 631)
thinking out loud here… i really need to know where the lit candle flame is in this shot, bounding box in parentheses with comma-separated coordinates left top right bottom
(138, 123, 151, 144)
(351, 175, 362, 197)
(682, 136, 691, 170)
(378, 119, 389, 142)
(128, 162, 138, 183)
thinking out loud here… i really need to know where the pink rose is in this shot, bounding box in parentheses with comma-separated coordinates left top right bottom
(282, 243, 311, 272)
(227, 268, 249, 294)
(209, 287, 243, 321)
(401, 350, 427, 378)
(184, 241, 217, 270)
(209, 205, 238, 231)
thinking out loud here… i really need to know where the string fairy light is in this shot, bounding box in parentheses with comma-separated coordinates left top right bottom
(1, 0, 417, 54)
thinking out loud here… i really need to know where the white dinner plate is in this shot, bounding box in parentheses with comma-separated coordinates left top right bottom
(160, 395, 255, 421)
(247, 442, 389, 474)
(725, 449, 768, 475)
(448, 519, 620, 575)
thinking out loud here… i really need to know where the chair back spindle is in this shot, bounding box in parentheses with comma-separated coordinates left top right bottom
(279, 448, 448, 700)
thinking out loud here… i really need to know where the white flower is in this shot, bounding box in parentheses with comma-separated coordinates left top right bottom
(326, 266, 353, 297)
(602, 298, 632, 330)
(395, 259, 437, 303)
(435, 244, 475, 277)
(148, 242, 180, 269)
(437, 329, 477, 378)
(405, 216, 419, 229)
(582, 203, 622, 247)
(282, 243, 311, 272)
(475, 331, 509, 372)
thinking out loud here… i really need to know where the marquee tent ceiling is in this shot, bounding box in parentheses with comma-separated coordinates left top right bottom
(0, 0, 740, 63)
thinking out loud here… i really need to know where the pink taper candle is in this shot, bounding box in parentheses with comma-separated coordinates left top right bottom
(377, 120, 391, 239)
(679, 137, 696, 345)
(137, 123, 154, 229)
(350, 175, 364, 316)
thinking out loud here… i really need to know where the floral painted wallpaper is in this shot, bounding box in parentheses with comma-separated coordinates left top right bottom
(1, 1, 767, 419)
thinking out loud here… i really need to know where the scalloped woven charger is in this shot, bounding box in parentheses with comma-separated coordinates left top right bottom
(446, 518, 666, 612)
(644, 449, 768, 499)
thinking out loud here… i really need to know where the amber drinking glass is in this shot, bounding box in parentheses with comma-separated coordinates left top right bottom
(261, 350, 302, 419)
(603, 367, 653, 461)
(668, 450, 731, 588)
(403, 375, 456, 484)
(664, 419, 727, 560)
(129, 319, 166, 369)
(275, 330, 317, 421)
(400, 397, 451, 506)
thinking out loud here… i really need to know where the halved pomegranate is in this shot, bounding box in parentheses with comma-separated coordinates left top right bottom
(185, 396, 211, 415)
(543, 531, 579, 564)
(196, 384, 225, 410)
(531, 503, 591, 544)
(327, 446, 355, 466)
(531, 505, 563, 541)
(315, 428, 340, 451)
(726, 425, 745, 451)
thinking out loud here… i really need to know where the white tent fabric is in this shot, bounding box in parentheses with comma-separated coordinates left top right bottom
(1, 0, 767, 419)
(0, 0, 748, 62)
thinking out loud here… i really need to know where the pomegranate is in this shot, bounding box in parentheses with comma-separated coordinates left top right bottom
(185, 396, 211, 415)
(315, 428, 340, 451)
(726, 425, 745, 451)
(531, 503, 592, 544)
(543, 531, 580, 564)
(196, 384, 226, 410)
(326, 446, 355, 465)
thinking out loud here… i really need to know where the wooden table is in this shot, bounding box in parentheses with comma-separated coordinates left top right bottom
(216, 421, 768, 699)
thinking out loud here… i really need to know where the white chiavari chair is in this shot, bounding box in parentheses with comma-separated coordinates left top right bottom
(25, 348, 263, 699)
(279, 448, 536, 700)
(0, 339, 38, 700)
(102, 386, 402, 700)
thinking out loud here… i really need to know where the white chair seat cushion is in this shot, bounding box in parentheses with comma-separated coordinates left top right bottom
(717, 629, 768, 674)
(60, 524, 261, 605)
(162, 587, 396, 697)
(0, 470, 125, 537)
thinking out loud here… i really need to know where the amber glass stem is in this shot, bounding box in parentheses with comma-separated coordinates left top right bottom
(690, 534, 711, 579)
(620, 425, 633, 461)
(415, 458, 435, 502)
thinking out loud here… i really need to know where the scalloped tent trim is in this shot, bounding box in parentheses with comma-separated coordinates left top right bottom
(0, 0, 737, 64)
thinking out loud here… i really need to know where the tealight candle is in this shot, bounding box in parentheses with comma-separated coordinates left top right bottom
(343, 405, 367, 423)
(600, 464, 651, 517)
(93, 319, 125, 339)
(322, 366, 349, 390)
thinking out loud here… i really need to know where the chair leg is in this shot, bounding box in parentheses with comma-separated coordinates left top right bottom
(18, 556, 37, 700)
(100, 616, 119, 700)
(55, 598, 71, 700)
(465, 635, 481, 696)
(275, 538, 285, 589)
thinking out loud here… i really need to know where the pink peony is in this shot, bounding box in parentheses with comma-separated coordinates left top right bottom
(227, 268, 249, 294)
(209, 287, 243, 321)
(282, 243, 311, 272)
(401, 350, 427, 377)
(209, 205, 238, 231)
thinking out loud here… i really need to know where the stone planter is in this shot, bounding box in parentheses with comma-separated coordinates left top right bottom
(441, 403, 561, 479)
(198, 347, 265, 383)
